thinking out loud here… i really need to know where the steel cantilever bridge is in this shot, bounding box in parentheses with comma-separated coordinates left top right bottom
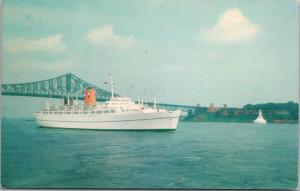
(1, 73, 198, 111)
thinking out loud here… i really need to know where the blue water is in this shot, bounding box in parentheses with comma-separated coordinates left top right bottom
(1, 118, 298, 189)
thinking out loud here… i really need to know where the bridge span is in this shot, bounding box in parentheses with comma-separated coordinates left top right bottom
(1, 73, 199, 112)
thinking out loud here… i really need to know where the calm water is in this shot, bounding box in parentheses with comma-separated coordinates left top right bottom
(1, 118, 298, 189)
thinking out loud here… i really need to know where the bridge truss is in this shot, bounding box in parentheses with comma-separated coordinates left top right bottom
(1, 73, 116, 101)
(1, 73, 197, 111)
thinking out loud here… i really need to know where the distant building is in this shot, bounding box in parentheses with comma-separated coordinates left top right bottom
(223, 104, 227, 109)
(208, 103, 218, 112)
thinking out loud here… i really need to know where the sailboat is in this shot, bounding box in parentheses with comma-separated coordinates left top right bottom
(254, 109, 267, 124)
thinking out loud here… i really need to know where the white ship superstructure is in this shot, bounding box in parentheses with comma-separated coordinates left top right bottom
(35, 77, 181, 130)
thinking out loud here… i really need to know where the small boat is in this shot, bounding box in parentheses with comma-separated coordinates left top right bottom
(254, 109, 267, 124)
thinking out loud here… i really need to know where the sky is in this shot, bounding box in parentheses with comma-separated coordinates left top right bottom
(2, 0, 299, 115)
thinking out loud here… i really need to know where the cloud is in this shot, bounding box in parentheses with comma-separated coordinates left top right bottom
(6, 34, 66, 52)
(202, 9, 260, 44)
(86, 25, 136, 49)
(5, 57, 72, 76)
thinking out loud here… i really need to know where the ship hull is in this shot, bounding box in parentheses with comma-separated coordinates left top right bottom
(35, 110, 180, 130)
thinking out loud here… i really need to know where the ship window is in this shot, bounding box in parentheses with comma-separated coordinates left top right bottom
(74, 112, 79, 114)
(111, 110, 115, 113)
(54, 112, 57, 114)
(59, 112, 63, 114)
(104, 110, 109, 113)
(97, 111, 102, 114)
(91, 111, 95, 114)
(83, 111, 88, 114)
(66, 112, 70, 114)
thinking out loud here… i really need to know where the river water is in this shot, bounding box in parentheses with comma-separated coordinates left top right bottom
(1, 118, 298, 189)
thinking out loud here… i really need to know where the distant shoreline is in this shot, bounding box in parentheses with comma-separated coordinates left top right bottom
(182, 101, 298, 124)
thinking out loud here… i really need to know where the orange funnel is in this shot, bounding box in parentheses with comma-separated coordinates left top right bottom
(84, 88, 96, 106)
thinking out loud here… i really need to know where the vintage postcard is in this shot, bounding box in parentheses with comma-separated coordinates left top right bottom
(1, 0, 299, 189)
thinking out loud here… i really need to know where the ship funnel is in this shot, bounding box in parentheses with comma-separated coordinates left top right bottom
(84, 87, 96, 106)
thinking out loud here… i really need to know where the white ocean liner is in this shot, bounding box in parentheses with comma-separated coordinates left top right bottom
(35, 77, 181, 130)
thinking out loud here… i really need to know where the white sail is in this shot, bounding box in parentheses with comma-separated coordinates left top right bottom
(254, 109, 267, 124)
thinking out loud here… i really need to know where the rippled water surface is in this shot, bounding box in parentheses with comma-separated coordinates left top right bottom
(1, 119, 298, 189)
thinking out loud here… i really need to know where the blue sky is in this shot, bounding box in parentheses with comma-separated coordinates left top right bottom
(2, 0, 299, 111)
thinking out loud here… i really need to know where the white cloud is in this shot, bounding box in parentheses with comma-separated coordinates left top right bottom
(5, 58, 72, 76)
(202, 9, 260, 44)
(6, 34, 65, 52)
(86, 25, 136, 49)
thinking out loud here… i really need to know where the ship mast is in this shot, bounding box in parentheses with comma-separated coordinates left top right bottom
(110, 74, 114, 98)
